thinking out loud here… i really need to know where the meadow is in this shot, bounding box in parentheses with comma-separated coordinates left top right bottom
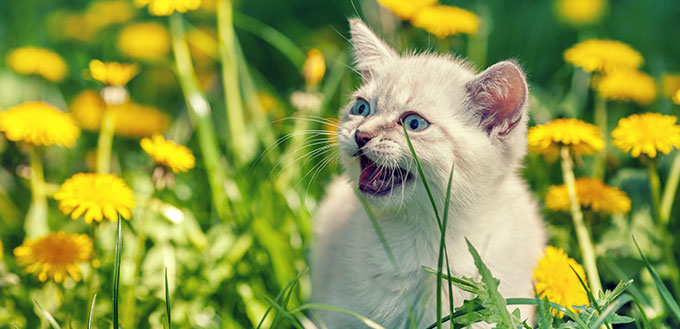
(1, 0, 680, 328)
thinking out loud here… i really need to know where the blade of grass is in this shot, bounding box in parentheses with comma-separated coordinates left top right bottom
(436, 164, 455, 329)
(401, 123, 441, 226)
(165, 268, 172, 329)
(87, 294, 97, 329)
(289, 303, 386, 329)
(233, 13, 306, 68)
(265, 298, 305, 329)
(628, 294, 651, 329)
(257, 268, 308, 329)
(569, 264, 610, 329)
(354, 189, 417, 328)
(633, 236, 680, 322)
(34, 299, 62, 329)
(589, 294, 632, 329)
(113, 216, 122, 329)
(270, 271, 299, 328)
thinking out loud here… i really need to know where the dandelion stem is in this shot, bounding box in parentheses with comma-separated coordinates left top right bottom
(169, 13, 231, 220)
(647, 157, 680, 299)
(592, 94, 608, 178)
(560, 146, 603, 295)
(25, 147, 48, 237)
(96, 109, 115, 174)
(660, 152, 680, 224)
(647, 159, 662, 223)
(218, 0, 254, 165)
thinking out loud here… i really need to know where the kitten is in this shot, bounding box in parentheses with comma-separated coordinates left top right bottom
(310, 19, 546, 328)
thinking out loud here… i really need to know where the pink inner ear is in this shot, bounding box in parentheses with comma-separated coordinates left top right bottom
(470, 62, 527, 135)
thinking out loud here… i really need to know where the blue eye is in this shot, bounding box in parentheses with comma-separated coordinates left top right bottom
(402, 114, 430, 131)
(350, 99, 370, 117)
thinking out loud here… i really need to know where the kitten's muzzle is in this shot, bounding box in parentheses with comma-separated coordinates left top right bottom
(358, 154, 413, 196)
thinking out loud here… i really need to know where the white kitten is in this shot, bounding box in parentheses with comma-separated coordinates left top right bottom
(310, 19, 546, 328)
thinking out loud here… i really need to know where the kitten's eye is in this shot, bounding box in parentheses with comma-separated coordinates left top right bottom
(401, 114, 430, 132)
(350, 99, 370, 117)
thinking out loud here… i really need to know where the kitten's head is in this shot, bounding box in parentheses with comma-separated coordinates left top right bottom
(337, 19, 530, 210)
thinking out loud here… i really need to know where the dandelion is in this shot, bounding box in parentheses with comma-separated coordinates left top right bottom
(14, 231, 93, 283)
(546, 178, 631, 215)
(528, 118, 604, 157)
(411, 5, 480, 38)
(135, 0, 201, 16)
(595, 70, 656, 105)
(675, 90, 680, 105)
(89, 60, 139, 86)
(302, 49, 326, 87)
(141, 134, 195, 173)
(118, 22, 170, 60)
(69, 91, 170, 137)
(85, 0, 135, 29)
(0, 239, 3, 260)
(54, 173, 135, 223)
(556, 0, 607, 26)
(0, 102, 80, 148)
(534, 246, 590, 316)
(6, 47, 68, 82)
(612, 113, 680, 158)
(376, 0, 437, 20)
(564, 39, 643, 73)
(662, 73, 680, 98)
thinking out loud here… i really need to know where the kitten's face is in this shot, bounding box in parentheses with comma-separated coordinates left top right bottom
(338, 20, 530, 210)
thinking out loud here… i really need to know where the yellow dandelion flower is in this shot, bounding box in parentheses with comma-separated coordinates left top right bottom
(84, 0, 135, 30)
(595, 70, 656, 105)
(69, 91, 169, 137)
(302, 49, 326, 87)
(412, 5, 480, 38)
(376, 0, 437, 20)
(0, 102, 80, 148)
(110, 103, 170, 138)
(14, 231, 93, 283)
(546, 177, 631, 215)
(325, 118, 340, 145)
(257, 92, 277, 115)
(135, 0, 201, 16)
(528, 118, 604, 157)
(674, 90, 680, 105)
(556, 0, 606, 26)
(612, 113, 680, 158)
(6, 47, 68, 82)
(534, 246, 590, 316)
(118, 23, 170, 60)
(54, 173, 135, 223)
(89, 60, 139, 86)
(141, 134, 195, 173)
(0, 239, 3, 260)
(662, 74, 680, 98)
(69, 90, 107, 131)
(187, 27, 219, 61)
(564, 39, 643, 73)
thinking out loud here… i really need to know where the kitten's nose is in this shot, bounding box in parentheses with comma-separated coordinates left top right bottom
(355, 130, 373, 149)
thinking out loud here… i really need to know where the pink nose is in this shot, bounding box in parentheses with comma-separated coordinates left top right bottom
(355, 131, 373, 149)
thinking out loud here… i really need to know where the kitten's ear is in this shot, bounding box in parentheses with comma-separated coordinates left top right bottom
(466, 61, 528, 136)
(349, 18, 397, 81)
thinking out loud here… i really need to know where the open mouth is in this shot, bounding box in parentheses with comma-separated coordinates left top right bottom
(358, 155, 413, 196)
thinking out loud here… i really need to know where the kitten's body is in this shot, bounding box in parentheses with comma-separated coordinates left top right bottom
(311, 20, 546, 328)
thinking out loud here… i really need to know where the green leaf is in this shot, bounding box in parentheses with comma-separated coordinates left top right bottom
(113, 215, 122, 329)
(436, 165, 455, 329)
(87, 294, 97, 329)
(537, 296, 555, 329)
(633, 236, 680, 322)
(165, 268, 172, 329)
(589, 294, 633, 329)
(465, 239, 521, 327)
(34, 299, 62, 329)
(257, 268, 308, 329)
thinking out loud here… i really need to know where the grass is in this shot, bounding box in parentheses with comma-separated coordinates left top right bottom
(1, 0, 680, 328)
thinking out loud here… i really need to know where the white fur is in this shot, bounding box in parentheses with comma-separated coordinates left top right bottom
(310, 19, 546, 328)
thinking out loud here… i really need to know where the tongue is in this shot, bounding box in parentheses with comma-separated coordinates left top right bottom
(359, 157, 401, 195)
